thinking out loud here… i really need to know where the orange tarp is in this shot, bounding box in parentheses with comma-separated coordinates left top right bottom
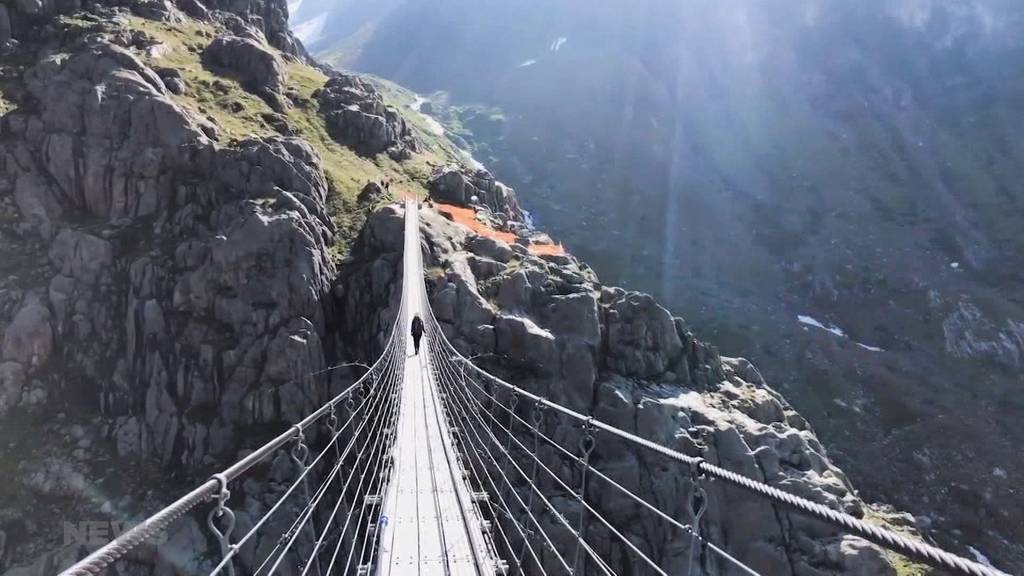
(434, 202, 565, 256)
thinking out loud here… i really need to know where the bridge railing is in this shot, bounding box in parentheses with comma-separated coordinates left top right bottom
(60, 286, 409, 576)
(59, 201, 1008, 576)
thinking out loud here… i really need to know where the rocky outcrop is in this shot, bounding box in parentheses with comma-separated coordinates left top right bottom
(316, 74, 418, 160)
(203, 34, 289, 111)
(942, 299, 1024, 368)
(206, 0, 301, 56)
(0, 5, 346, 572)
(339, 204, 901, 575)
(428, 164, 523, 223)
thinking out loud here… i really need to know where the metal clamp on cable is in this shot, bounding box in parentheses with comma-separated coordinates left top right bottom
(290, 425, 309, 467)
(578, 417, 596, 460)
(326, 403, 339, 433)
(686, 466, 709, 576)
(207, 473, 237, 576)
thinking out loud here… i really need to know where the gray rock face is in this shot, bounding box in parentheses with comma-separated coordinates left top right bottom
(317, 74, 418, 159)
(206, 0, 300, 56)
(11, 41, 208, 222)
(604, 290, 684, 378)
(0, 13, 343, 570)
(203, 35, 288, 110)
(942, 299, 1024, 368)
(0, 361, 25, 416)
(2, 295, 52, 367)
(428, 164, 523, 222)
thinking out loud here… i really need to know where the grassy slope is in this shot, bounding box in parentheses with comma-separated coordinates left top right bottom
(129, 16, 463, 257)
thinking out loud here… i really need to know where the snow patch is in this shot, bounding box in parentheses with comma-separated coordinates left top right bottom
(797, 315, 846, 338)
(950, 261, 961, 269)
(292, 13, 327, 45)
(798, 314, 886, 352)
(993, 467, 1007, 478)
(519, 59, 537, 68)
(550, 37, 568, 51)
(856, 342, 884, 352)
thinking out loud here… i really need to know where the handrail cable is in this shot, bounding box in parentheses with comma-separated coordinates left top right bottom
(295, 352, 404, 576)
(430, 340, 655, 576)
(209, 347, 400, 576)
(450, 355, 760, 575)
(425, 327, 617, 576)
(264, 339, 404, 576)
(424, 340, 547, 575)
(434, 323, 1006, 576)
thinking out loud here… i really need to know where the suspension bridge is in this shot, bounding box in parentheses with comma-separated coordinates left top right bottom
(59, 200, 1007, 576)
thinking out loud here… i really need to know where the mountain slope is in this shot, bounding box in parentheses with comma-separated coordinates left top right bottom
(293, 0, 1024, 570)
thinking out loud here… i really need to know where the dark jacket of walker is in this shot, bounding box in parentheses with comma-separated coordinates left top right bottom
(411, 316, 424, 352)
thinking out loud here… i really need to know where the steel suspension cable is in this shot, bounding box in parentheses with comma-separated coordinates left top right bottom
(423, 339, 546, 576)
(421, 323, 568, 572)
(442, 348, 761, 575)
(322, 359, 403, 575)
(428, 337, 617, 576)
(60, 302, 408, 576)
(208, 355, 398, 576)
(264, 344, 404, 575)
(429, 320, 1005, 576)
(294, 355, 403, 576)
(431, 341, 661, 576)
(430, 353, 569, 573)
(245, 359, 399, 576)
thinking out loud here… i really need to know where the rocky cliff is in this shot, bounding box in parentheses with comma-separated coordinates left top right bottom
(0, 0, 445, 571)
(337, 195, 922, 575)
(0, 1, 924, 574)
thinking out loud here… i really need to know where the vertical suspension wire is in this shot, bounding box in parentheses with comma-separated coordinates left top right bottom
(439, 354, 762, 576)
(254, 352, 402, 576)
(428, 336, 544, 576)
(429, 342, 614, 575)
(424, 321, 563, 574)
(427, 319, 675, 575)
(297, 357, 403, 576)
(572, 420, 596, 575)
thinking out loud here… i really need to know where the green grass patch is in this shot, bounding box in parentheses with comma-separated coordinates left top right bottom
(862, 508, 933, 576)
(127, 17, 466, 259)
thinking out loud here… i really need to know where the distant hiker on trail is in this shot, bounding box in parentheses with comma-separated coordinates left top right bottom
(411, 315, 424, 355)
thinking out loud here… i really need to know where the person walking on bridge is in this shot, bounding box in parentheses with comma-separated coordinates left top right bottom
(411, 314, 424, 355)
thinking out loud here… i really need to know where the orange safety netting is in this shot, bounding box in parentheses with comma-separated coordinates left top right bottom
(433, 202, 565, 256)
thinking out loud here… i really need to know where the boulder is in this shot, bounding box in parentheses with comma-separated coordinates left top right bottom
(2, 296, 53, 367)
(428, 164, 523, 221)
(467, 234, 515, 263)
(155, 66, 185, 94)
(49, 229, 113, 285)
(0, 361, 25, 416)
(203, 35, 287, 109)
(493, 313, 559, 373)
(317, 74, 418, 158)
(604, 291, 684, 378)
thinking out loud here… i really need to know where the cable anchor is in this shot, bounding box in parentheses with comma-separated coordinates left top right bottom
(686, 467, 709, 576)
(207, 473, 236, 576)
